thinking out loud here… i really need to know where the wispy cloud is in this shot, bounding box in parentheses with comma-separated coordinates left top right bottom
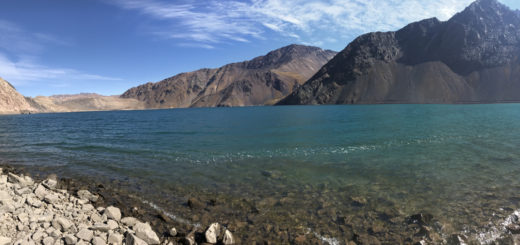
(0, 20, 119, 90)
(0, 53, 121, 87)
(0, 20, 72, 54)
(110, 0, 474, 48)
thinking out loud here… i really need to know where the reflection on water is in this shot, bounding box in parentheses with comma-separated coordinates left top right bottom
(1, 104, 520, 243)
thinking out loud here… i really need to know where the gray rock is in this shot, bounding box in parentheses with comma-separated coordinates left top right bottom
(134, 222, 160, 244)
(76, 228, 93, 241)
(64, 234, 78, 245)
(104, 206, 121, 221)
(125, 234, 147, 245)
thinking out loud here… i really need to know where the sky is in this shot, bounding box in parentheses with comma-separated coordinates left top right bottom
(1, 0, 520, 97)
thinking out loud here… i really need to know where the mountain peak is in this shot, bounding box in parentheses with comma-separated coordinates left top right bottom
(452, 0, 516, 23)
(246, 44, 335, 69)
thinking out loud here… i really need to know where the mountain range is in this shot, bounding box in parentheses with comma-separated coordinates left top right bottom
(1, 0, 520, 114)
(120, 45, 336, 108)
(279, 0, 520, 105)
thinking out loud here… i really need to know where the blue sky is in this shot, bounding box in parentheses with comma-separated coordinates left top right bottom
(1, 0, 519, 97)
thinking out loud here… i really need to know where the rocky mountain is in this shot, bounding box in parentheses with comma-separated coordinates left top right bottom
(33, 93, 145, 113)
(121, 45, 337, 108)
(279, 0, 520, 105)
(0, 78, 40, 114)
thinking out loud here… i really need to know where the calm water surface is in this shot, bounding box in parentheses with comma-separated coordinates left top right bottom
(1, 105, 520, 244)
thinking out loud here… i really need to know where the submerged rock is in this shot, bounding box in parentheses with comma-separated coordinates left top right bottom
(205, 223, 221, 244)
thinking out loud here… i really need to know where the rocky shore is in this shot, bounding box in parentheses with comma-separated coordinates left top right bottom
(0, 168, 235, 245)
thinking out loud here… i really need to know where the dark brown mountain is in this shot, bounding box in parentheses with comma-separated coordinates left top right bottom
(121, 45, 337, 108)
(278, 0, 520, 105)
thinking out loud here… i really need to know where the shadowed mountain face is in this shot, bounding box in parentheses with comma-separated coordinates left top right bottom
(121, 45, 337, 108)
(279, 0, 520, 105)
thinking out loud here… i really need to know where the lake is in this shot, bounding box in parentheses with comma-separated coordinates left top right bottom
(1, 104, 520, 244)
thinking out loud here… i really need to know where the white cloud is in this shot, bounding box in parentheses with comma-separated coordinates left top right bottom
(110, 0, 475, 48)
(0, 53, 121, 87)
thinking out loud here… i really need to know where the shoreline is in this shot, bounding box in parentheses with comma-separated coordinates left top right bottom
(4, 161, 520, 244)
(0, 165, 236, 245)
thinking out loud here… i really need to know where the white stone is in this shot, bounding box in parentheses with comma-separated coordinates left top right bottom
(0, 236, 11, 245)
(169, 227, 177, 237)
(26, 196, 43, 208)
(44, 194, 60, 204)
(92, 236, 106, 245)
(55, 217, 72, 231)
(76, 190, 98, 202)
(42, 178, 57, 189)
(42, 237, 55, 245)
(222, 229, 235, 245)
(0, 190, 10, 201)
(134, 222, 160, 245)
(104, 206, 121, 221)
(64, 234, 77, 245)
(91, 223, 111, 232)
(125, 234, 147, 245)
(0, 175, 7, 184)
(76, 228, 93, 241)
(34, 184, 48, 199)
(32, 230, 46, 241)
(107, 220, 118, 230)
(120, 217, 139, 227)
(14, 187, 31, 195)
(205, 223, 221, 244)
(108, 232, 123, 245)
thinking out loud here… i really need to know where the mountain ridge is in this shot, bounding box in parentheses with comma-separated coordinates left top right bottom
(121, 44, 337, 108)
(278, 0, 520, 105)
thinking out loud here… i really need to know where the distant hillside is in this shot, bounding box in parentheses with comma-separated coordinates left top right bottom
(33, 93, 145, 113)
(0, 78, 39, 114)
(121, 44, 337, 108)
(279, 0, 520, 105)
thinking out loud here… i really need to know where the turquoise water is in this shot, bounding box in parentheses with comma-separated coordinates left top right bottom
(1, 104, 520, 243)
